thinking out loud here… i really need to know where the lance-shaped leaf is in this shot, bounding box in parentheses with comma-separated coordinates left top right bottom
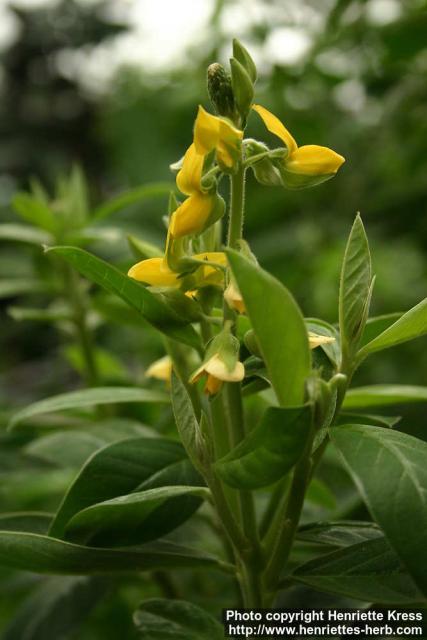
(214, 405, 312, 489)
(339, 214, 372, 359)
(343, 385, 427, 409)
(0, 223, 51, 245)
(0, 532, 224, 575)
(227, 250, 310, 406)
(65, 486, 209, 547)
(297, 520, 383, 547)
(171, 373, 207, 474)
(12, 193, 58, 233)
(9, 387, 168, 429)
(293, 536, 423, 604)
(360, 312, 402, 346)
(46, 247, 201, 350)
(331, 424, 427, 596)
(133, 599, 223, 639)
(49, 437, 201, 539)
(92, 182, 172, 221)
(357, 297, 427, 361)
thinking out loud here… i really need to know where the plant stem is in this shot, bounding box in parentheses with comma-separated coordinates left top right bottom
(227, 163, 245, 249)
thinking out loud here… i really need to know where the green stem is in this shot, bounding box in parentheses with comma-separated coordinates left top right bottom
(227, 164, 245, 249)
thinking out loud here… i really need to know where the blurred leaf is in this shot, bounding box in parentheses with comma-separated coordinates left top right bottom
(171, 373, 205, 475)
(215, 406, 312, 489)
(0, 512, 52, 535)
(227, 249, 310, 406)
(0, 223, 50, 245)
(133, 598, 223, 639)
(0, 279, 46, 299)
(0, 533, 223, 574)
(2, 576, 108, 640)
(65, 486, 208, 547)
(343, 385, 427, 408)
(331, 424, 427, 595)
(339, 214, 372, 359)
(293, 537, 423, 604)
(92, 183, 172, 221)
(305, 478, 336, 511)
(12, 193, 58, 233)
(47, 246, 201, 350)
(358, 297, 427, 360)
(9, 387, 168, 429)
(49, 437, 196, 538)
(127, 234, 163, 260)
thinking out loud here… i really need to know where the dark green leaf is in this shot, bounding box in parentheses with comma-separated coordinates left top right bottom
(134, 598, 223, 639)
(227, 250, 310, 406)
(171, 373, 206, 474)
(46, 246, 201, 349)
(339, 214, 372, 356)
(9, 387, 168, 429)
(0, 279, 46, 299)
(49, 437, 197, 539)
(331, 424, 427, 596)
(215, 405, 312, 489)
(0, 533, 223, 574)
(358, 298, 427, 360)
(0, 512, 52, 535)
(343, 385, 427, 408)
(65, 486, 208, 547)
(297, 521, 383, 547)
(293, 537, 423, 604)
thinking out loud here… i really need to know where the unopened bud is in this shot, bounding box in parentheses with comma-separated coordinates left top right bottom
(230, 57, 254, 124)
(207, 63, 235, 120)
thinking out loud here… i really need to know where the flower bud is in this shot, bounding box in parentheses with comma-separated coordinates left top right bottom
(207, 63, 236, 120)
(230, 57, 254, 124)
(190, 328, 244, 396)
(224, 279, 245, 313)
(232, 39, 257, 83)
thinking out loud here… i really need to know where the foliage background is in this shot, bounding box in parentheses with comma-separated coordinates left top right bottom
(0, 0, 426, 635)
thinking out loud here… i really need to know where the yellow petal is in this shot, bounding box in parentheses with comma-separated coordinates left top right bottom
(287, 145, 345, 176)
(204, 354, 245, 382)
(193, 251, 227, 287)
(176, 143, 203, 195)
(205, 374, 223, 396)
(146, 355, 172, 381)
(193, 105, 220, 155)
(169, 192, 214, 238)
(252, 104, 297, 154)
(224, 280, 245, 313)
(127, 257, 179, 287)
(308, 331, 336, 349)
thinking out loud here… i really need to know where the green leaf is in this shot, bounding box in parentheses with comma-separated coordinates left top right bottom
(65, 486, 208, 547)
(9, 387, 168, 429)
(360, 313, 402, 346)
(215, 405, 311, 489)
(127, 234, 163, 260)
(0, 532, 223, 574)
(297, 521, 383, 547)
(92, 183, 172, 221)
(12, 193, 58, 233)
(339, 214, 372, 358)
(305, 478, 336, 511)
(2, 576, 108, 640)
(358, 298, 427, 360)
(49, 437, 198, 539)
(46, 246, 201, 350)
(331, 424, 427, 596)
(0, 512, 52, 534)
(227, 250, 310, 406)
(134, 598, 223, 639)
(293, 537, 423, 604)
(336, 412, 400, 428)
(343, 385, 427, 408)
(171, 373, 206, 474)
(0, 223, 51, 245)
(0, 279, 46, 299)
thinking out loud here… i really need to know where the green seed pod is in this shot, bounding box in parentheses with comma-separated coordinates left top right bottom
(232, 38, 257, 83)
(207, 63, 235, 120)
(230, 57, 254, 124)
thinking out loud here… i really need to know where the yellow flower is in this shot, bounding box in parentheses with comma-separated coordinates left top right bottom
(146, 355, 172, 382)
(308, 331, 335, 349)
(127, 257, 180, 287)
(224, 280, 245, 313)
(252, 104, 345, 188)
(190, 353, 245, 396)
(169, 143, 217, 238)
(193, 105, 243, 169)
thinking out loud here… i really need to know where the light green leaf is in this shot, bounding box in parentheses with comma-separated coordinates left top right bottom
(343, 385, 427, 408)
(92, 182, 172, 221)
(2, 576, 108, 640)
(12, 193, 58, 233)
(8, 305, 70, 322)
(331, 424, 427, 595)
(0, 279, 46, 299)
(9, 387, 168, 429)
(293, 537, 423, 604)
(339, 214, 372, 358)
(0, 223, 51, 245)
(227, 250, 310, 406)
(358, 298, 427, 360)
(0, 532, 224, 574)
(360, 313, 402, 347)
(46, 246, 201, 350)
(134, 599, 223, 639)
(127, 234, 163, 260)
(336, 412, 400, 428)
(215, 406, 312, 489)
(65, 486, 208, 547)
(49, 437, 197, 539)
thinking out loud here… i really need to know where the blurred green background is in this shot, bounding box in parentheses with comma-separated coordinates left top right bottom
(0, 0, 427, 634)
